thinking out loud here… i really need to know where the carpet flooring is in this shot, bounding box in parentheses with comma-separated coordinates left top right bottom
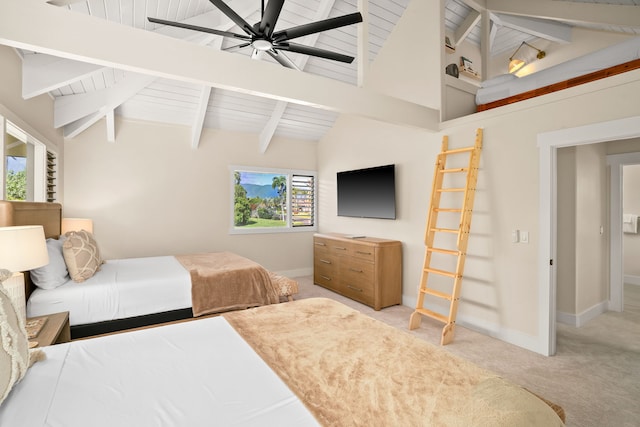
(294, 276, 640, 427)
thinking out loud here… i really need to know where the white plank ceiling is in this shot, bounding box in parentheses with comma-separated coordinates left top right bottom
(10, 0, 640, 150)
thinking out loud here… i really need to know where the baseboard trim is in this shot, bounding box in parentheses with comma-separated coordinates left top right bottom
(624, 275, 640, 286)
(280, 267, 313, 278)
(403, 295, 543, 355)
(557, 300, 608, 327)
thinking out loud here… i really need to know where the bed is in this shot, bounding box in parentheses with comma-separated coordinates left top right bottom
(476, 36, 640, 111)
(0, 200, 298, 339)
(0, 295, 566, 426)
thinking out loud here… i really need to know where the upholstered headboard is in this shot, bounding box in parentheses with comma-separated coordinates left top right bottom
(0, 200, 62, 299)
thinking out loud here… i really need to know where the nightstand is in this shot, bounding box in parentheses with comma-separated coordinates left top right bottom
(27, 311, 71, 348)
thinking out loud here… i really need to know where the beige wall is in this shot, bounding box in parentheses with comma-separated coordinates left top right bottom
(574, 144, 608, 314)
(623, 164, 640, 278)
(63, 118, 317, 274)
(556, 147, 577, 314)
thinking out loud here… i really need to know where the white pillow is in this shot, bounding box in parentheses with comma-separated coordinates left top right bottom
(29, 237, 70, 290)
(481, 73, 518, 88)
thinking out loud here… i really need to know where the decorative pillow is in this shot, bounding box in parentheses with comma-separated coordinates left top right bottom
(29, 237, 70, 290)
(62, 230, 103, 282)
(0, 284, 29, 405)
(480, 73, 518, 88)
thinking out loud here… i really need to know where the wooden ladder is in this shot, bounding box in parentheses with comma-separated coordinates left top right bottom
(409, 129, 483, 345)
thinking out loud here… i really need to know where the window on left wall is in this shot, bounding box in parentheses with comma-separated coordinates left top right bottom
(1, 117, 56, 202)
(230, 166, 317, 234)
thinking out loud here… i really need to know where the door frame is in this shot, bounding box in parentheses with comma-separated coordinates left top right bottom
(537, 116, 640, 356)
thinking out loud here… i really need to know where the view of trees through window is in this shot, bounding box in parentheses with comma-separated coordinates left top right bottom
(233, 168, 315, 231)
(6, 155, 26, 200)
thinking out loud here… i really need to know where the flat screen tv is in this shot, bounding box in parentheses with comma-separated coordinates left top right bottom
(337, 164, 396, 220)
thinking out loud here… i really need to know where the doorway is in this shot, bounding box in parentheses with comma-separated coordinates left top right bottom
(538, 116, 640, 356)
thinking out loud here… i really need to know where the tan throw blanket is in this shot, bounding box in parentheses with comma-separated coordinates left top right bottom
(224, 298, 565, 427)
(176, 252, 279, 317)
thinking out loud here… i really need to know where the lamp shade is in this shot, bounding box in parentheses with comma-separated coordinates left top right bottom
(509, 58, 525, 74)
(0, 225, 49, 272)
(61, 218, 93, 234)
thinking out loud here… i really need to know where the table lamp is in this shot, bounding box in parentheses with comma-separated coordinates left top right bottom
(61, 218, 93, 234)
(0, 225, 49, 321)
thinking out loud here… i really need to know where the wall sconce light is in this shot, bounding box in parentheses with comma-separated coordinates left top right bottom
(0, 225, 49, 320)
(61, 218, 94, 235)
(509, 41, 546, 73)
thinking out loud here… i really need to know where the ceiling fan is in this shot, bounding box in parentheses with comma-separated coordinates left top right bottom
(148, 0, 363, 69)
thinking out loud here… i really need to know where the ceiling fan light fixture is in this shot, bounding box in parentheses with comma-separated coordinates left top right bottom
(252, 39, 273, 51)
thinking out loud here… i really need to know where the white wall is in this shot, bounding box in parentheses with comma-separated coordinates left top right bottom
(63, 118, 317, 276)
(0, 45, 64, 197)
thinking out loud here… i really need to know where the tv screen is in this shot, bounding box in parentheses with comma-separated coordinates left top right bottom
(337, 164, 396, 220)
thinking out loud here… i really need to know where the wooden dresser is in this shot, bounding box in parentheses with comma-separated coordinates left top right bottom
(313, 233, 402, 310)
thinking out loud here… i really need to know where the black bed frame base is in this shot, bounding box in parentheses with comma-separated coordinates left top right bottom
(70, 308, 194, 340)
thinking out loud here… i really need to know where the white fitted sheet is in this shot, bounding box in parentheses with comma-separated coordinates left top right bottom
(476, 36, 640, 105)
(27, 256, 192, 326)
(0, 316, 319, 427)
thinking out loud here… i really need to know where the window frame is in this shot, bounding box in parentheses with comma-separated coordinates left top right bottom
(1, 115, 53, 202)
(229, 165, 318, 235)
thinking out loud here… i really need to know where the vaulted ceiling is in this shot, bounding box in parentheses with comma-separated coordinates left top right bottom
(2, 0, 640, 151)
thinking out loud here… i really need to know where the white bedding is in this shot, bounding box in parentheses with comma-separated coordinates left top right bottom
(27, 256, 192, 326)
(0, 316, 318, 427)
(476, 36, 640, 105)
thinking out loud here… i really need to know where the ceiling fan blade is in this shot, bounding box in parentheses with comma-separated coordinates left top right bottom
(266, 50, 300, 70)
(273, 12, 363, 42)
(209, 0, 258, 36)
(274, 42, 355, 64)
(148, 17, 250, 41)
(259, 0, 284, 37)
(222, 42, 252, 52)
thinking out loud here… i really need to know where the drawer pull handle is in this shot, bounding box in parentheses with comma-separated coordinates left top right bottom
(347, 285, 363, 292)
(315, 242, 326, 246)
(320, 259, 331, 264)
(334, 246, 347, 251)
(321, 275, 331, 281)
(349, 268, 363, 273)
(356, 251, 371, 255)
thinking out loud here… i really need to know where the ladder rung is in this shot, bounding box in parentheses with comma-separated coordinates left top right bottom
(431, 227, 459, 234)
(421, 288, 453, 300)
(424, 267, 458, 278)
(414, 308, 448, 324)
(433, 208, 462, 213)
(427, 247, 459, 255)
(439, 167, 468, 174)
(436, 188, 465, 192)
(442, 146, 475, 155)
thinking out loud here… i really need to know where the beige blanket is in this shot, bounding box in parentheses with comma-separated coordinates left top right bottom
(224, 298, 565, 427)
(176, 252, 279, 317)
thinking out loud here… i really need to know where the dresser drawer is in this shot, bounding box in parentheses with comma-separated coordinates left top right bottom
(350, 244, 375, 262)
(341, 259, 374, 285)
(314, 255, 338, 289)
(341, 278, 374, 305)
